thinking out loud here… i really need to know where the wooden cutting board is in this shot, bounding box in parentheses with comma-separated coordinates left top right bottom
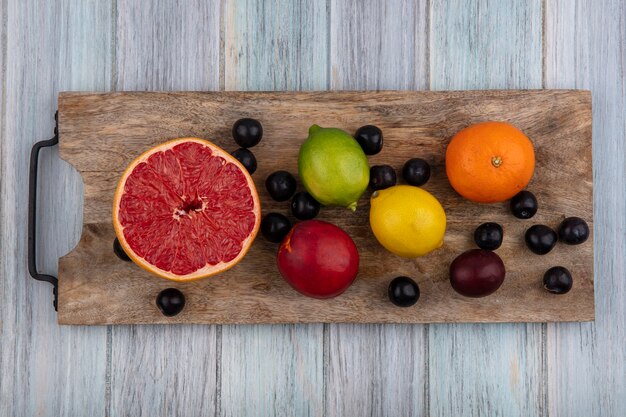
(57, 90, 593, 325)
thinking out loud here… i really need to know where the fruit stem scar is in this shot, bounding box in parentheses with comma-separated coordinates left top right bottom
(491, 156, 503, 168)
(282, 229, 295, 253)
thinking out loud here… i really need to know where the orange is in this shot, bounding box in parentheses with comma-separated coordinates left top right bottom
(445, 121, 535, 203)
(113, 138, 261, 281)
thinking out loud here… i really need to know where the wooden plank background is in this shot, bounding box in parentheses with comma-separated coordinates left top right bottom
(327, 4, 429, 414)
(428, 2, 545, 416)
(1, 0, 623, 416)
(109, 2, 221, 416)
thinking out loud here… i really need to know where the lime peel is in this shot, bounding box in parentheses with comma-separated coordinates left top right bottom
(298, 125, 369, 211)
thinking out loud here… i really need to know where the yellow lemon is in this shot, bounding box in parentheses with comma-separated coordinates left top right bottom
(369, 185, 446, 257)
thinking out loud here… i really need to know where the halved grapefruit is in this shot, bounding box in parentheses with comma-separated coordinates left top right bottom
(112, 138, 261, 281)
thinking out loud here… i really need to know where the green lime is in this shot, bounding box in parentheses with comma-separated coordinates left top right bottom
(298, 125, 370, 211)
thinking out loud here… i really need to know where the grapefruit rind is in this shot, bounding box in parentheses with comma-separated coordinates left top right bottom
(112, 137, 261, 282)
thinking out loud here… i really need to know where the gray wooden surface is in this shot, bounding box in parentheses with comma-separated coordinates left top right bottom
(428, 2, 545, 416)
(1, 0, 624, 416)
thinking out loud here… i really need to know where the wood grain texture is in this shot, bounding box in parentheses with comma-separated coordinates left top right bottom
(220, 325, 324, 417)
(109, 325, 217, 417)
(57, 89, 593, 325)
(108, 2, 221, 416)
(429, 0, 543, 91)
(326, 2, 428, 416)
(2, 2, 624, 416)
(330, 0, 428, 90)
(327, 324, 426, 416)
(545, 1, 626, 415)
(224, 0, 328, 91)
(428, 1, 546, 416)
(0, 0, 6, 323)
(221, 3, 326, 415)
(430, 324, 545, 415)
(116, 0, 219, 91)
(0, 1, 111, 416)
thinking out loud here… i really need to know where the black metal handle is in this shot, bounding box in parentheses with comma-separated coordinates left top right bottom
(28, 114, 59, 311)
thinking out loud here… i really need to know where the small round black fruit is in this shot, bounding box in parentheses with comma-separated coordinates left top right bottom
(291, 192, 320, 220)
(388, 276, 420, 307)
(156, 288, 186, 317)
(265, 171, 297, 201)
(402, 158, 431, 186)
(473, 222, 503, 250)
(261, 213, 292, 243)
(543, 266, 573, 294)
(510, 190, 538, 219)
(231, 148, 257, 174)
(369, 165, 397, 191)
(113, 237, 131, 262)
(525, 225, 558, 255)
(354, 125, 383, 155)
(558, 217, 589, 245)
(232, 118, 263, 148)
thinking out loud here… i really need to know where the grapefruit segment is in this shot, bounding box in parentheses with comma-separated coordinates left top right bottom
(113, 138, 261, 281)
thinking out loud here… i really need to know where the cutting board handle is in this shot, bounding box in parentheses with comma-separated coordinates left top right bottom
(27, 112, 59, 311)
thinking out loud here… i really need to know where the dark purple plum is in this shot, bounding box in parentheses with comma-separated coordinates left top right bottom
(449, 249, 505, 297)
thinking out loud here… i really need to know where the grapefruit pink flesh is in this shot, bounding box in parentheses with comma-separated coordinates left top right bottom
(113, 138, 260, 281)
